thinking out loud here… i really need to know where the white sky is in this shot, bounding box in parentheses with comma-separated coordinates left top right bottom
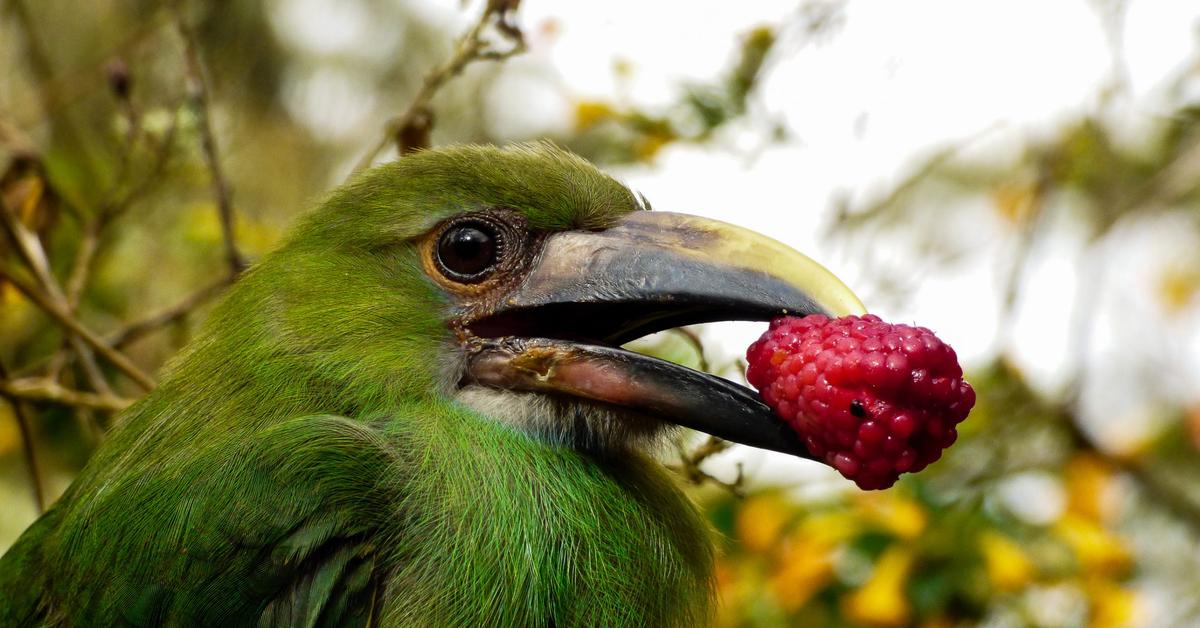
(273, 0, 1200, 489)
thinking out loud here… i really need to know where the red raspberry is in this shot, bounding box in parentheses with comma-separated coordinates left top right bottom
(746, 314, 974, 490)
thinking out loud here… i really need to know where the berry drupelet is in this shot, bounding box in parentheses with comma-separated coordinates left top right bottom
(746, 314, 975, 489)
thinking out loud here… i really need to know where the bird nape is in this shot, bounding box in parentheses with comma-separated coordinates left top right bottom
(0, 143, 863, 626)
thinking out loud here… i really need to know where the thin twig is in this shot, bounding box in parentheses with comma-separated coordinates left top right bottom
(1057, 130, 1200, 530)
(0, 377, 133, 412)
(45, 109, 183, 382)
(670, 435, 745, 497)
(0, 360, 45, 513)
(0, 115, 36, 154)
(174, 6, 245, 275)
(1, 269, 155, 391)
(0, 186, 116, 397)
(672, 327, 710, 373)
(17, 272, 229, 383)
(7, 0, 102, 183)
(107, 274, 234, 349)
(65, 109, 180, 311)
(352, 0, 526, 173)
(6, 1, 169, 130)
(995, 171, 1050, 351)
(55, 368, 106, 445)
(1128, 135, 1200, 211)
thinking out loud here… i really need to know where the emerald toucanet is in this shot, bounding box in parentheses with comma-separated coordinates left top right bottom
(0, 143, 863, 625)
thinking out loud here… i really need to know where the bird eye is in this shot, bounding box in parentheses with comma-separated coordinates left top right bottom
(436, 220, 501, 282)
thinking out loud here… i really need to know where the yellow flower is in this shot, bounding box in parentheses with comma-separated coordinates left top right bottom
(633, 132, 673, 162)
(736, 494, 791, 554)
(1054, 514, 1131, 575)
(979, 531, 1036, 591)
(1157, 264, 1200, 314)
(843, 546, 914, 627)
(857, 492, 927, 540)
(770, 535, 834, 611)
(182, 202, 280, 255)
(572, 100, 617, 131)
(766, 510, 858, 611)
(991, 182, 1039, 225)
(1065, 455, 1116, 523)
(799, 510, 862, 547)
(1085, 577, 1140, 628)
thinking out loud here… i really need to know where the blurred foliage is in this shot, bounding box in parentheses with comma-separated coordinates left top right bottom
(3, 0, 1200, 626)
(707, 466, 1137, 628)
(563, 25, 780, 164)
(697, 359, 1149, 627)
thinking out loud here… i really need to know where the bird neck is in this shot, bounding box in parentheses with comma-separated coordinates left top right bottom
(380, 402, 715, 625)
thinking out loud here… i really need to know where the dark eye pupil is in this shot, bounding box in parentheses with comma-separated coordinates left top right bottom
(437, 224, 497, 279)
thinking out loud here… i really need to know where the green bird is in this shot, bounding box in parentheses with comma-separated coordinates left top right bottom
(0, 143, 863, 626)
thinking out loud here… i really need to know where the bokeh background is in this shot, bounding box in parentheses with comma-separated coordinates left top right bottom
(3, 1, 1200, 625)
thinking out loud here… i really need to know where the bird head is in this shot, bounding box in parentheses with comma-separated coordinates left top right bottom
(241, 143, 863, 457)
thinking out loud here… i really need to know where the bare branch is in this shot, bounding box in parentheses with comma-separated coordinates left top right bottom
(0, 183, 117, 397)
(107, 274, 234, 349)
(0, 360, 45, 513)
(0, 376, 133, 412)
(65, 108, 180, 311)
(1, 269, 155, 391)
(352, 0, 526, 173)
(174, 6, 246, 275)
(670, 435, 745, 497)
(43, 108, 183, 383)
(672, 327, 710, 373)
(0, 192, 57, 291)
(63, 219, 102, 310)
(6, 0, 102, 181)
(0, 115, 36, 154)
(995, 172, 1050, 350)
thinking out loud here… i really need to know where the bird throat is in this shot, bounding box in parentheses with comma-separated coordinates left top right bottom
(379, 403, 715, 625)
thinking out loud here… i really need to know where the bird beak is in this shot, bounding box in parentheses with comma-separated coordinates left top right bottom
(462, 211, 865, 458)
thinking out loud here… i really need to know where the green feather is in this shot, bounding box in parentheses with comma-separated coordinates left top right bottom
(0, 143, 714, 626)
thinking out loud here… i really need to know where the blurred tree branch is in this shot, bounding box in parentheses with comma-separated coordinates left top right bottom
(834, 110, 1200, 536)
(0, 4, 265, 520)
(995, 170, 1050, 352)
(107, 274, 235, 349)
(563, 24, 786, 165)
(670, 435, 745, 497)
(672, 327, 711, 373)
(175, 4, 246, 275)
(354, 0, 526, 172)
(0, 3, 257, 504)
(65, 108, 180, 310)
(0, 269, 154, 391)
(4, 0, 105, 185)
(0, 377, 132, 413)
(43, 102, 182, 382)
(0, 360, 44, 514)
(1, 186, 123, 398)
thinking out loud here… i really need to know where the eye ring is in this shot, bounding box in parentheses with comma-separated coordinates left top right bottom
(434, 217, 504, 283)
